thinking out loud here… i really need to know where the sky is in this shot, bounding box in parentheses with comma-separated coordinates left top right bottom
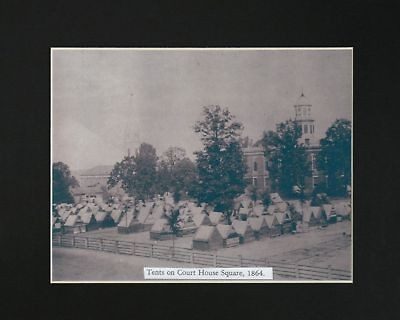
(52, 49, 352, 171)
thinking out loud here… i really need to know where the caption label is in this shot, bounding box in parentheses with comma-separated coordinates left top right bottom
(144, 267, 273, 280)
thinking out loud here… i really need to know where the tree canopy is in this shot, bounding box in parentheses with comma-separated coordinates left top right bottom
(193, 105, 247, 218)
(317, 119, 351, 196)
(261, 120, 310, 197)
(108, 142, 158, 200)
(52, 162, 79, 204)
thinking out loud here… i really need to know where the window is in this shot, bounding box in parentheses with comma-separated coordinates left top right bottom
(305, 139, 310, 145)
(312, 175, 319, 188)
(252, 177, 257, 186)
(304, 124, 308, 134)
(311, 153, 316, 170)
(253, 161, 258, 172)
(303, 109, 306, 116)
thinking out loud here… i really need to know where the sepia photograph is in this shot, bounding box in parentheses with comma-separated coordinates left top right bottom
(51, 48, 352, 282)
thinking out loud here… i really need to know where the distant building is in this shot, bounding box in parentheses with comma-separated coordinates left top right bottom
(243, 146, 270, 192)
(243, 92, 326, 195)
(71, 165, 113, 203)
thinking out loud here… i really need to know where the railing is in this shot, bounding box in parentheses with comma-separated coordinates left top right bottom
(52, 234, 351, 280)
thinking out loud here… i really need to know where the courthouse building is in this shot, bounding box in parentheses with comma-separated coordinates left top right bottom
(243, 92, 325, 195)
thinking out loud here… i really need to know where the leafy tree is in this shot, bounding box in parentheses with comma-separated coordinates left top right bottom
(52, 162, 79, 204)
(107, 155, 136, 195)
(155, 147, 194, 197)
(165, 207, 182, 257)
(261, 191, 271, 207)
(248, 185, 258, 202)
(134, 143, 158, 200)
(108, 143, 158, 200)
(193, 105, 247, 222)
(317, 119, 351, 196)
(261, 120, 310, 197)
(171, 157, 197, 200)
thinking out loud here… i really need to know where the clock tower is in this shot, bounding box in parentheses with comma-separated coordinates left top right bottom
(294, 91, 316, 146)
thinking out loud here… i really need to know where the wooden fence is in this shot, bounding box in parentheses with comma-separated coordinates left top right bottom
(52, 234, 351, 280)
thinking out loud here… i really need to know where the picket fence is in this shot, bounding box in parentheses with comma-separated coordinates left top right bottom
(52, 234, 351, 280)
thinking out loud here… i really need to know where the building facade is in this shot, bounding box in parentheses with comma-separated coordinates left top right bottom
(243, 92, 325, 195)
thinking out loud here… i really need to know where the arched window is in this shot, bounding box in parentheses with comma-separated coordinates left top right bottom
(304, 124, 308, 134)
(254, 161, 258, 171)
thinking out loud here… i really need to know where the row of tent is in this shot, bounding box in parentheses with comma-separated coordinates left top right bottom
(191, 201, 351, 251)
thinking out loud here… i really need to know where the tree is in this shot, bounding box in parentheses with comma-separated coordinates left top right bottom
(107, 155, 136, 195)
(165, 207, 182, 257)
(248, 185, 258, 203)
(155, 147, 193, 197)
(261, 120, 310, 197)
(261, 191, 271, 207)
(52, 162, 79, 204)
(108, 142, 158, 200)
(134, 143, 158, 200)
(171, 157, 197, 201)
(193, 105, 247, 223)
(317, 119, 351, 196)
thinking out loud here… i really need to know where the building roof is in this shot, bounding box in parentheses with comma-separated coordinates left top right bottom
(190, 206, 205, 216)
(80, 211, 95, 224)
(117, 212, 135, 227)
(335, 202, 351, 217)
(248, 217, 266, 231)
(193, 213, 212, 227)
(270, 193, 283, 204)
(150, 218, 169, 232)
(310, 206, 322, 219)
(322, 204, 334, 216)
(64, 215, 79, 227)
(232, 220, 251, 236)
(209, 212, 224, 225)
(137, 205, 152, 223)
(264, 215, 278, 228)
(193, 225, 216, 241)
(95, 211, 108, 222)
(302, 207, 314, 223)
(251, 205, 265, 217)
(111, 209, 123, 223)
(274, 212, 291, 224)
(275, 202, 288, 213)
(216, 224, 236, 239)
(80, 165, 114, 176)
(267, 205, 276, 215)
(295, 92, 311, 106)
(242, 146, 264, 154)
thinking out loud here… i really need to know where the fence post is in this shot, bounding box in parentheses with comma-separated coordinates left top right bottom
(213, 254, 217, 267)
(131, 242, 134, 255)
(85, 237, 88, 249)
(328, 265, 332, 279)
(72, 236, 75, 247)
(100, 239, 103, 251)
(190, 251, 194, 264)
(295, 263, 299, 279)
(151, 244, 153, 257)
(115, 240, 118, 254)
(58, 235, 62, 246)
